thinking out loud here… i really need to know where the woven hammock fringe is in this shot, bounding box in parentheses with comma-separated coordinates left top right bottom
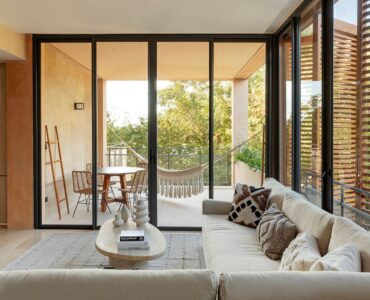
(158, 170, 204, 198)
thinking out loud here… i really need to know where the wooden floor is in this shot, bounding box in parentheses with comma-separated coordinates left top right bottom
(0, 228, 85, 269)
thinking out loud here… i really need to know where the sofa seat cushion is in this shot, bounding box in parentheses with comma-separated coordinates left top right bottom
(282, 191, 335, 255)
(202, 214, 280, 274)
(328, 216, 370, 272)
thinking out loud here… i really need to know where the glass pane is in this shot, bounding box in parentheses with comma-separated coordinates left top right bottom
(300, 0, 322, 206)
(41, 43, 92, 225)
(214, 43, 266, 199)
(333, 0, 369, 229)
(279, 30, 293, 187)
(157, 42, 209, 227)
(96, 42, 148, 226)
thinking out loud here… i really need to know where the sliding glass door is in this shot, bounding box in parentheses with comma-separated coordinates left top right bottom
(156, 42, 209, 228)
(36, 36, 271, 229)
(213, 42, 267, 199)
(96, 42, 149, 226)
(40, 42, 93, 226)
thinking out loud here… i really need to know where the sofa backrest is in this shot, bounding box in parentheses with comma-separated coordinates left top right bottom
(328, 216, 370, 272)
(264, 177, 335, 255)
(263, 177, 289, 210)
(282, 191, 335, 255)
(219, 271, 370, 300)
(0, 269, 218, 300)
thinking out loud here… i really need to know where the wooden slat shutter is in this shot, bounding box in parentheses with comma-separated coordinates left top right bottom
(333, 19, 358, 206)
(360, 0, 370, 212)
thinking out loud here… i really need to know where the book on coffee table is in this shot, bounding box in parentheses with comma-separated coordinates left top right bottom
(117, 229, 150, 250)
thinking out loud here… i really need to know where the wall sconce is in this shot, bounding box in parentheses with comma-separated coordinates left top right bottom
(74, 102, 84, 110)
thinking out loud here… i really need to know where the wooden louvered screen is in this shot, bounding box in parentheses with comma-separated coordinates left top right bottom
(360, 0, 370, 191)
(300, 29, 322, 193)
(333, 19, 359, 207)
(280, 32, 292, 187)
(360, 0, 370, 213)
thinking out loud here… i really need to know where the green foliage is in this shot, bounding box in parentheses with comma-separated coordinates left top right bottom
(235, 146, 262, 171)
(107, 80, 232, 150)
(248, 66, 265, 151)
(106, 73, 265, 183)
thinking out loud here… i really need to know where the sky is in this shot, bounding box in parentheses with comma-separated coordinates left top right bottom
(107, 80, 170, 126)
(334, 0, 357, 25)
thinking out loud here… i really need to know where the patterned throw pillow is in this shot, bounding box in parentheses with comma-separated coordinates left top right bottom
(279, 232, 321, 271)
(228, 183, 271, 228)
(257, 204, 297, 260)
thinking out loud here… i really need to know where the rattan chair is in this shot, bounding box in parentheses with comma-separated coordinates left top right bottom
(119, 169, 148, 214)
(72, 170, 111, 217)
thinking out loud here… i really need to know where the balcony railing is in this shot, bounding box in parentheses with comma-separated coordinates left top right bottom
(106, 146, 232, 186)
(303, 171, 370, 230)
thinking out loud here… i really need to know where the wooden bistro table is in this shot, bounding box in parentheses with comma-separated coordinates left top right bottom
(97, 167, 144, 212)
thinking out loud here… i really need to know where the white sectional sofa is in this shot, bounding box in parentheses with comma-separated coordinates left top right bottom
(203, 177, 370, 299)
(1, 178, 370, 300)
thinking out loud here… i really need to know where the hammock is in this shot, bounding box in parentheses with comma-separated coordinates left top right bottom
(111, 129, 264, 199)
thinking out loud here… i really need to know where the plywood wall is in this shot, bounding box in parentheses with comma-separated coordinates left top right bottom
(0, 63, 7, 227)
(41, 43, 92, 222)
(6, 35, 33, 229)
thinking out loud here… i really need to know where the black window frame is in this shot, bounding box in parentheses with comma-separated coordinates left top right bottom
(33, 34, 274, 230)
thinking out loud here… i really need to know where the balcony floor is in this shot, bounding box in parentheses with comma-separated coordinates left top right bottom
(43, 186, 234, 227)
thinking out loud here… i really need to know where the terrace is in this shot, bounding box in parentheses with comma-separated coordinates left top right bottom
(40, 42, 266, 227)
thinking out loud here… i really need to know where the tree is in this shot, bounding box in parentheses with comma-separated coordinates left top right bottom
(247, 65, 265, 151)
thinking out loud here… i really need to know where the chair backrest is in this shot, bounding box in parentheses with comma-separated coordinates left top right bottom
(72, 171, 92, 193)
(130, 170, 148, 193)
(86, 163, 103, 170)
(137, 162, 148, 170)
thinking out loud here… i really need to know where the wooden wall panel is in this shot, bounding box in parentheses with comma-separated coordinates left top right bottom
(6, 35, 33, 229)
(0, 63, 6, 226)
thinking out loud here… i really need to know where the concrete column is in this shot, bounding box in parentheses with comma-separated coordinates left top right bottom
(232, 79, 249, 186)
(97, 79, 107, 166)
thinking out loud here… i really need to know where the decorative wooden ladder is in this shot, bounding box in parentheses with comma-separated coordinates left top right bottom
(45, 125, 70, 220)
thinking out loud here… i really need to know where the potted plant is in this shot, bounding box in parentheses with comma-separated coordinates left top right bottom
(235, 146, 262, 186)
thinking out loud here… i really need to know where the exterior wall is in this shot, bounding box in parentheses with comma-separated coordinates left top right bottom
(0, 64, 6, 227)
(97, 79, 107, 165)
(6, 35, 33, 229)
(41, 44, 92, 222)
(232, 79, 249, 185)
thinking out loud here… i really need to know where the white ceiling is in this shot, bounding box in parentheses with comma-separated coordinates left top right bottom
(0, 0, 303, 34)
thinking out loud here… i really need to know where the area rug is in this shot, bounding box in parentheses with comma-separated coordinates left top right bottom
(3, 232, 205, 270)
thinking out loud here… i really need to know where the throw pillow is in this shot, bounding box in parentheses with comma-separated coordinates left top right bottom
(279, 232, 321, 271)
(228, 183, 271, 228)
(310, 243, 361, 272)
(257, 204, 297, 260)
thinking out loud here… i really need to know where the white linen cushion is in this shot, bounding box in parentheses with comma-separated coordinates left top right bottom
(328, 216, 370, 272)
(282, 191, 335, 255)
(279, 232, 321, 271)
(263, 177, 288, 210)
(310, 243, 361, 272)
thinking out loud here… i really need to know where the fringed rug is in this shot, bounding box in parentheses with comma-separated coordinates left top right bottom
(3, 232, 205, 270)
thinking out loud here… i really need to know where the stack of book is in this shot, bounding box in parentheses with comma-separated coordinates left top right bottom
(117, 229, 149, 250)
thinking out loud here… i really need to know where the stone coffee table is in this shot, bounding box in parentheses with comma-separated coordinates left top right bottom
(96, 219, 166, 269)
